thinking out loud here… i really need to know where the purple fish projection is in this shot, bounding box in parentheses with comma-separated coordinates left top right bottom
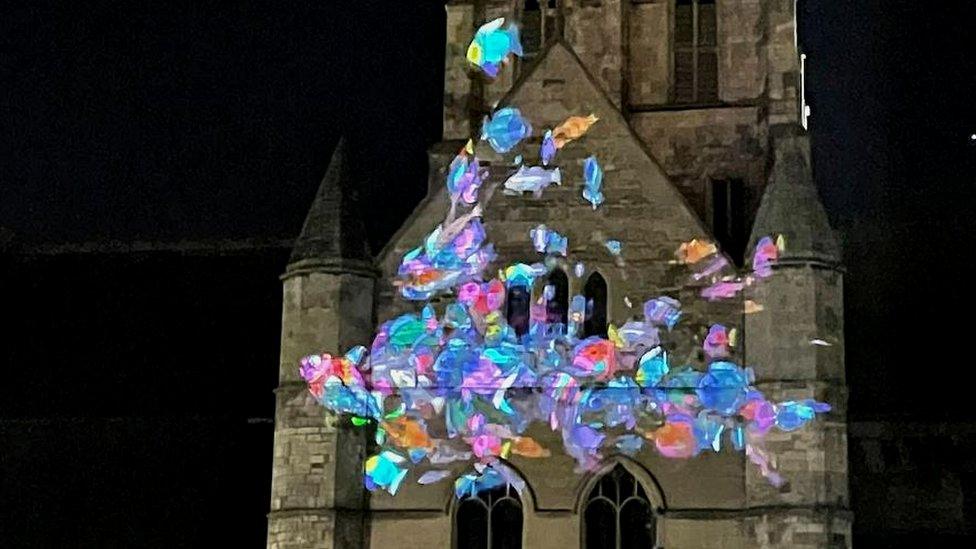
(298, 19, 831, 498)
(701, 280, 746, 301)
(752, 236, 781, 279)
(644, 297, 682, 330)
(703, 324, 733, 359)
(540, 130, 557, 166)
(445, 149, 486, 205)
(689, 237, 783, 302)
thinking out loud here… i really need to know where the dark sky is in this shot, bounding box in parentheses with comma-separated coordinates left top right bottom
(801, 2, 976, 419)
(0, 1, 445, 249)
(1, 3, 974, 408)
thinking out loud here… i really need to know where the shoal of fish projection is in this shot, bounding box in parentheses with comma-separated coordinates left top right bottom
(299, 18, 830, 498)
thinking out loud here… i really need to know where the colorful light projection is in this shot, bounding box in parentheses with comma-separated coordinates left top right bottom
(299, 18, 830, 498)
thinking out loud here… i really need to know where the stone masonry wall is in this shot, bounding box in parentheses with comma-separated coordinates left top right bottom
(624, 0, 802, 246)
(563, 0, 625, 107)
(443, 1, 476, 140)
(628, 0, 670, 106)
(630, 106, 767, 228)
(269, 272, 375, 549)
(625, 0, 766, 108)
(743, 265, 850, 545)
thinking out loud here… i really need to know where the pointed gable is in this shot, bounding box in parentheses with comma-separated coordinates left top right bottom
(496, 41, 709, 240)
(378, 41, 726, 323)
(479, 40, 718, 295)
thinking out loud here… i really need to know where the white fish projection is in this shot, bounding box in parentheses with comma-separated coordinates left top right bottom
(503, 165, 561, 197)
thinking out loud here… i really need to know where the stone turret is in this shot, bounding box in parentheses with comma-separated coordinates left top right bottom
(267, 138, 377, 549)
(750, 132, 841, 268)
(743, 126, 851, 547)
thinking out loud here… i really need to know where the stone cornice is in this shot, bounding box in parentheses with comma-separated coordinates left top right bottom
(281, 257, 380, 280)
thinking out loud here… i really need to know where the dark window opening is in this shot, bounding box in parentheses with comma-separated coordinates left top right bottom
(583, 273, 607, 338)
(519, 0, 561, 73)
(674, 0, 718, 104)
(521, 0, 543, 59)
(546, 269, 569, 327)
(583, 465, 656, 549)
(507, 286, 531, 338)
(455, 483, 523, 549)
(711, 179, 746, 265)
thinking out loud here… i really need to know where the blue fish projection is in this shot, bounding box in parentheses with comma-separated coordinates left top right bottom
(482, 107, 533, 153)
(582, 156, 604, 209)
(466, 18, 523, 78)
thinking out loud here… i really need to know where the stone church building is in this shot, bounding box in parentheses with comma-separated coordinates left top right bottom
(268, 1, 849, 547)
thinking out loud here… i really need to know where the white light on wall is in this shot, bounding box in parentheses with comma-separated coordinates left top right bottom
(800, 54, 810, 130)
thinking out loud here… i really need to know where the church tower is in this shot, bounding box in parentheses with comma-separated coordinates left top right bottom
(274, 2, 850, 547)
(267, 138, 377, 549)
(743, 125, 851, 544)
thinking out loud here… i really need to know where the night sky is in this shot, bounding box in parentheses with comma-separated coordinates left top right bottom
(1, 0, 975, 546)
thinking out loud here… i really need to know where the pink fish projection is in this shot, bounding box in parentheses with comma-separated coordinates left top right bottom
(670, 236, 784, 302)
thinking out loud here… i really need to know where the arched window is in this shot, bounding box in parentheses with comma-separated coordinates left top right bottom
(583, 272, 607, 338)
(583, 465, 656, 549)
(506, 286, 531, 338)
(545, 269, 569, 327)
(455, 483, 523, 549)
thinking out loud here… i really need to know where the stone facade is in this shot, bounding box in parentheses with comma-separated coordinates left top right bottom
(270, 1, 850, 547)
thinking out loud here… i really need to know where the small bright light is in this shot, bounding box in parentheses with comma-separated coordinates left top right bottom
(970, 133, 976, 141)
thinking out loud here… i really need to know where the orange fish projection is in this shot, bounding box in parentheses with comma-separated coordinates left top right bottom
(744, 300, 765, 314)
(510, 436, 551, 458)
(552, 114, 599, 148)
(383, 416, 434, 450)
(650, 418, 697, 458)
(676, 239, 718, 265)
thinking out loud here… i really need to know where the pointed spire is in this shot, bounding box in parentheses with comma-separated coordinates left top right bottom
(749, 127, 841, 267)
(288, 137, 374, 274)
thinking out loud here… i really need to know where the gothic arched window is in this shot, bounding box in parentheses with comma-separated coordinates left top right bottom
(583, 272, 607, 338)
(507, 285, 531, 337)
(583, 465, 656, 549)
(674, 0, 718, 104)
(455, 483, 523, 549)
(545, 269, 569, 327)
